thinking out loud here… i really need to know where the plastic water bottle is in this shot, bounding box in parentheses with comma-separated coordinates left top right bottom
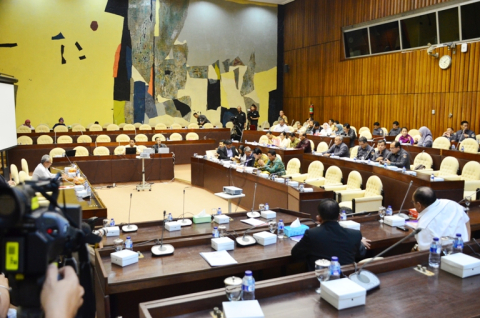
(340, 210, 347, 221)
(386, 205, 393, 217)
(265, 203, 269, 211)
(277, 219, 285, 239)
(429, 238, 441, 268)
(461, 146, 465, 152)
(402, 167, 406, 174)
(329, 256, 341, 280)
(242, 270, 255, 300)
(212, 227, 219, 238)
(124, 236, 133, 250)
(453, 233, 464, 253)
(217, 208, 222, 215)
(430, 173, 435, 182)
(110, 218, 115, 226)
(167, 213, 173, 222)
(451, 144, 455, 150)
(384, 162, 387, 168)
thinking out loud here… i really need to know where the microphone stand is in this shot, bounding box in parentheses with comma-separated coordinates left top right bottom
(235, 225, 257, 247)
(349, 228, 422, 290)
(122, 193, 138, 232)
(397, 180, 413, 214)
(247, 183, 260, 218)
(151, 211, 175, 256)
(179, 186, 193, 226)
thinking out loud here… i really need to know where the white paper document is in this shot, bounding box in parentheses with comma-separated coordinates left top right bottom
(240, 218, 268, 226)
(200, 250, 238, 267)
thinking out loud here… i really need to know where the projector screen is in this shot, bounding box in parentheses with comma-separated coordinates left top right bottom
(0, 82, 17, 151)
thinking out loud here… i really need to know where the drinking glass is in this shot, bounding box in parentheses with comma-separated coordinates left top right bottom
(259, 204, 265, 211)
(268, 221, 277, 234)
(441, 236, 453, 256)
(314, 259, 331, 294)
(378, 206, 386, 223)
(218, 225, 227, 237)
(465, 196, 471, 213)
(102, 218, 109, 228)
(224, 276, 242, 301)
(114, 239, 124, 252)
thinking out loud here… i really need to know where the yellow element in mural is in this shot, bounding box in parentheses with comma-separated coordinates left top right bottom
(177, 73, 208, 119)
(220, 66, 248, 110)
(0, 0, 123, 127)
(254, 66, 277, 122)
(113, 100, 125, 125)
(155, 0, 160, 37)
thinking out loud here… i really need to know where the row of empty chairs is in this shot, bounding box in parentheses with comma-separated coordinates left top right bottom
(17, 122, 222, 134)
(47, 145, 152, 159)
(17, 133, 200, 145)
(10, 159, 32, 184)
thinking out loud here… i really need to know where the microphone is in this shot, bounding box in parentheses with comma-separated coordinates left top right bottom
(122, 193, 138, 232)
(235, 225, 257, 247)
(457, 188, 480, 205)
(349, 227, 423, 290)
(397, 180, 413, 215)
(54, 131, 57, 144)
(151, 210, 175, 256)
(247, 183, 260, 218)
(291, 119, 295, 126)
(179, 186, 193, 226)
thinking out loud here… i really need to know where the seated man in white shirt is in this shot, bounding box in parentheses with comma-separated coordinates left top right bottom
(412, 187, 470, 251)
(32, 155, 58, 180)
(272, 119, 290, 133)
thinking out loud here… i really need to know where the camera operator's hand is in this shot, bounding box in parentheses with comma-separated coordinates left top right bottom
(0, 274, 10, 318)
(41, 264, 84, 318)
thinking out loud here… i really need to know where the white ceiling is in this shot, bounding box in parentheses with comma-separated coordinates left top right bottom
(249, 0, 295, 4)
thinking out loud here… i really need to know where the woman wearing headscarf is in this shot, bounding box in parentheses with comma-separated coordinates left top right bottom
(22, 119, 34, 130)
(417, 126, 433, 148)
(334, 124, 344, 136)
(321, 123, 332, 136)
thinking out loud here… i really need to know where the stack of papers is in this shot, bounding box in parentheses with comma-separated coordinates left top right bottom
(241, 218, 268, 226)
(200, 250, 238, 267)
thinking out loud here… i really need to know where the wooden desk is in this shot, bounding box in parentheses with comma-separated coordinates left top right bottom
(56, 165, 108, 219)
(17, 128, 230, 145)
(94, 215, 417, 318)
(53, 154, 174, 184)
(303, 153, 464, 211)
(139, 244, 480, 318)
(191, 157, 335, 218)
(100, 209, 311, 247)
(8, 139, 215, 169)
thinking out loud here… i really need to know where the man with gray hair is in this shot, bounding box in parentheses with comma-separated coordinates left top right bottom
(244, 147, 255, 167)
(273, 119, 290, 133)
(32, 155, 58, 180)
(322, 136, 349, 157)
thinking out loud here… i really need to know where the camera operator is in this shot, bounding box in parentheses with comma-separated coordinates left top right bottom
(41, 264, 84, 318)
(236, 106, 246, 130)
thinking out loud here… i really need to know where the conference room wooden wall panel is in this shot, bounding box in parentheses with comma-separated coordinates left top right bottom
(283, 0, 304, 51)
(283, 0, 480, 138)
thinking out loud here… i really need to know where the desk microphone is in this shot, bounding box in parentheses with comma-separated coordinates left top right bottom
(349, 227, 422, 290)
(179, 186, 193, 226)
(122, 193, 138, 233)
(327, 139, 333, 151)
(397, 180, 413, 214)
(247, 183, 260, 218)
(151, 211, 175, 256)
(235, 225, 257, 247)
(54, 131, 57, 144)
(457, 188, 480, 205)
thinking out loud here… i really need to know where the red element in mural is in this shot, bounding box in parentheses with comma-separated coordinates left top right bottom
(113, 44, 121, 78)
(90, 21, 98, 31)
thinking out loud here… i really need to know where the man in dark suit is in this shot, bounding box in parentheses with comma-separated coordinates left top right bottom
(244, 147, 255, 167)
(291, 199, 370, 271)
(217, 140, 238, 160)
(152, 137, 167, 153)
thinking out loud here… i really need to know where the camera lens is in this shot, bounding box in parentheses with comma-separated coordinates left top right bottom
(0, 193, 16, 217)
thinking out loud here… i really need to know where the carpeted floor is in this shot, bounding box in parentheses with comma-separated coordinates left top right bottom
(94, 164, 241, 223)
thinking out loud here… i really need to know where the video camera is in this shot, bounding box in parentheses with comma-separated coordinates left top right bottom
(0, 173, 100, 318)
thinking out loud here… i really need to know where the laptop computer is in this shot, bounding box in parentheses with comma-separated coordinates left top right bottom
(125, 147, 137, 155)
(64, 150, 77, 157)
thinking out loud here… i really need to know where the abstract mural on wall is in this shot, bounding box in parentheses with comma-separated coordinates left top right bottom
(106, 0, 277, 126)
